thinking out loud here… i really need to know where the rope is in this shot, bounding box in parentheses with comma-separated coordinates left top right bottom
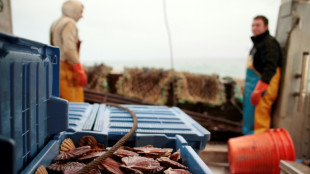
(162, 0, 174, 71)
(282, 17, 299, 58)
(0, 0, 3, 13)
(162, 0, 177, 106)
(77, 103, 138, 174)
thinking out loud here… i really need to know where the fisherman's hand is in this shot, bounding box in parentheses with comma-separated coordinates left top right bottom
(72, 63, 88, 87)
(251, 80, 268, 105)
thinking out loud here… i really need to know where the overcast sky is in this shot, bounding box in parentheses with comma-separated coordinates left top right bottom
(11, 0, 281, 67)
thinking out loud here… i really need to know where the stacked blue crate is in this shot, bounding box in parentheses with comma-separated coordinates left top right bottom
(0, 33, 212, 174)
(68, 103, 210, 152)
(0, 33, 68, 173)
(67, 102, 95, 131)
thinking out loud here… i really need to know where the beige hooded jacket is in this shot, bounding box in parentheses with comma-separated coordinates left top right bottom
(50, 0, 83, 65)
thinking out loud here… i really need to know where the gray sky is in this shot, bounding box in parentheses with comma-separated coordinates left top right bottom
(12, 0, 281, 69)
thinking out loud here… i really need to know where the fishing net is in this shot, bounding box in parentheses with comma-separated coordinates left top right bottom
(84, 64, 112, 93)
(116, 68, 173, 105)
(175, 72, 226, 106)
(232, 78, 244, 103)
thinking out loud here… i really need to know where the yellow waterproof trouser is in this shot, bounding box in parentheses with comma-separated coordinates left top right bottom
(59, 61, 84, 102)
(254, 68, 281, 134)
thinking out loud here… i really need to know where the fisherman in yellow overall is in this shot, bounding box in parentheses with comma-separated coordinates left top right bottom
(243, 15, 282, 134)
(50, 0, 87, 102)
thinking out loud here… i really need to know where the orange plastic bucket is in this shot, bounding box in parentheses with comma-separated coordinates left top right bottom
(228, 128, 295, 174)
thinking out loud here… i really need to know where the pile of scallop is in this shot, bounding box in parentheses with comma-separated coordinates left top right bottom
(35, 136, 192, 174)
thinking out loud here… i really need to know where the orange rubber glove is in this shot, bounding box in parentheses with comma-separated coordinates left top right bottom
(72, 63, 88, 87)
(251, 80, 268, 105)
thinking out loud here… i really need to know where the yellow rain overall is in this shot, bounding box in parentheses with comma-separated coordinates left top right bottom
(243, 30, 281, 134)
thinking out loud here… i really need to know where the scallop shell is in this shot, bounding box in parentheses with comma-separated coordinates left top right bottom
(47, 162, 67, 172)
(77, 151, 105, 162)
(99, 157, 124, 174)
(97, 143, 104, 149)
(113, 148, 139, 158)
(78, 136, 104, 151)
(54, 146, 92, 161)
(157, 157, 188, 170)
(123, 146, 134, 151)
(164, 168, 192, 174)
(78, 136, 99, 148)
(62, 162, 86, 174)
(62, 162, 101, 174)
(63, 162, 86, 171)
(60, 138, 76, 154)
(64, 168, 100, 174)
(88, 169, 101, 174)
(34, 165, 48, 174)
(120, 165, 143, 174)
(170, 149, 181, 161)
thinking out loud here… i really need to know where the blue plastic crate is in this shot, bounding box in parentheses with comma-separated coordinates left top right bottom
(68, 103, 210, 152)
(22, 131, 212, 174)
(0, 33, 68, 173)
(67, 102, 96, 131)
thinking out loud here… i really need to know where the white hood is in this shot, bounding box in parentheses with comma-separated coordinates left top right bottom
(62, 0, 83, 21)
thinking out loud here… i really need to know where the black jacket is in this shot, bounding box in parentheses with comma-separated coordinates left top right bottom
(250, 30, 282, 84)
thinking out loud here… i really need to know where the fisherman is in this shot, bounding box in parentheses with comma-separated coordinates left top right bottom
(50, 0, 87, 102)
(243, 15, 282, 134)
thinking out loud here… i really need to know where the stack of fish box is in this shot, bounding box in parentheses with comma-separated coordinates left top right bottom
(68, 103, 210, 153)
(0, 33, 212, 174)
